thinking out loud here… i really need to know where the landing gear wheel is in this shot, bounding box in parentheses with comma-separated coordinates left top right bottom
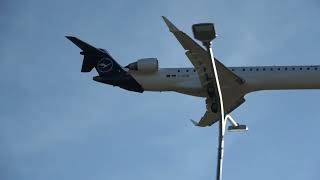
(211, 102, 219, 113)
(207, 87, 215, 97)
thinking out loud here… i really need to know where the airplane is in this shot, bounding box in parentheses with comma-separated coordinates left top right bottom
(66, 16, 320, 128)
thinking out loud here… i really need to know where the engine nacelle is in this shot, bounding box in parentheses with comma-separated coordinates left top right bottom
(126, 58, 159, 73)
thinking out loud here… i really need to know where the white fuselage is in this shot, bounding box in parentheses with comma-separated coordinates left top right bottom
(129, 65, 320, 97)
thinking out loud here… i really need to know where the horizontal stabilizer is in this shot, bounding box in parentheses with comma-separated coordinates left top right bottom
(66, 36, 128, 77)
(66, 36, 102, 54)
(66, 36, 104, 72)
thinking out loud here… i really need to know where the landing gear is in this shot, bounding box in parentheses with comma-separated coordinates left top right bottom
(211, 102, 219, 113)
(207, 86, 215, 97)
(207, 86, 219, 113)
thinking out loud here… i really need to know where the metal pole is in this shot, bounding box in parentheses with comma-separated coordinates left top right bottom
(205, 44, 227, 180)
(217, 120, 224, 180)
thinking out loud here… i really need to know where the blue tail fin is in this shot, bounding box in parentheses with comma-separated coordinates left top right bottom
(65, 36, 126, 77)
(66, 36, 144, 93)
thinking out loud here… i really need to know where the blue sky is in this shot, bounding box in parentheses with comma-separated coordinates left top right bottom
(1, 0, 320, 179)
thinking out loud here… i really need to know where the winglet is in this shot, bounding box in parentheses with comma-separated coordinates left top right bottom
(190, 119, 199, 126)
(162, 16, 180, 32)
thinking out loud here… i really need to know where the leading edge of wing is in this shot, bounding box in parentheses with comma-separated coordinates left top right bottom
(162, 16, 179, 32)
(161, 16, 245, 85)
(162, 16, 204, 53)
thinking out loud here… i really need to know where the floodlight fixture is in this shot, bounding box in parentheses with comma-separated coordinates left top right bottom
(192, 23, 216, 47)
(228, 124, 249, 132)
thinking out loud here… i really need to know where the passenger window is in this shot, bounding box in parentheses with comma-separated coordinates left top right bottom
(250, 68, 253, 71)
(292, 68, 295, 70)
(278, 68, 281, 71)
(285, 67, 288, 70)
(172, 74, 176, 77)
(315, 67, 318, 70)
(256, 68, 259, 71)
(263, 68, 266, 71)
(186, 70, 189, 72)
(193, 69, 196, 72)
(177, 70, 180, 72)
(231, 69, 235, 71)
(242, 68, 245, 71)
(270, 68, 273, 71)
(300, 67, 303, 70)
(307, 67, 310, 70)
(166, 75, 170, 78)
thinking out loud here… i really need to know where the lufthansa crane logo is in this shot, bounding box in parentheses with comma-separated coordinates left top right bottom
(97, 58, 113, 73)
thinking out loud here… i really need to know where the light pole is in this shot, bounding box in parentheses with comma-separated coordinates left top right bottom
(192, 23, 226, 180)
(192, 21, 249, 180)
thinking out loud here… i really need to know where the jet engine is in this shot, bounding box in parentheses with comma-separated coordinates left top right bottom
(126, 58, 159, 73)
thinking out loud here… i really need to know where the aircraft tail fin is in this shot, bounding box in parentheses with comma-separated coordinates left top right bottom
(66, 36, 126, 77)
(66, 36, 102, 72)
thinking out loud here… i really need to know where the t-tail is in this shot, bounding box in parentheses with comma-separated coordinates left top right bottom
(66, 36, 144, 93)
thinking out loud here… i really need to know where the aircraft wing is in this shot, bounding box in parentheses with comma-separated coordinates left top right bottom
(193, 95, 245, 127)
(191, 110, 220, 127)
(162, 16, 245, 126)
(162, 16, 244, 90)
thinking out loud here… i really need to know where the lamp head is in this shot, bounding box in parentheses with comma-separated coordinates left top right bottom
(192, 23, 216, 46)
(228, 124, 248, 132)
